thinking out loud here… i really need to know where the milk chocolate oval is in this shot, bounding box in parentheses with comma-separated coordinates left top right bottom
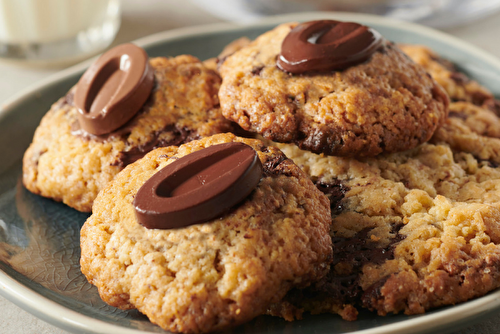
(277, 20, 382, 74)
(134, 142, 263, 229)
(74, 43, 155, 135)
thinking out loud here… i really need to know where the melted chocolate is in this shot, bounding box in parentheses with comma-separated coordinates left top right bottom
(470, 90, 494, 106)
(251, 66, 264, 76)
(277, 20, 383, 74)
(112, 125, 197, 167)
(449, 72, 470, 85)
(476, 157, 500, 168)
(483, 99, 500, 118)
(230, 122, 256, 139)
(361, 275, 391, 305)
(283, 223, 405, 306)
(262, 152, 292, 177)
(448, 111, 468, 120)
(315, 180, 349, 215)
(430, 54, 456, 72)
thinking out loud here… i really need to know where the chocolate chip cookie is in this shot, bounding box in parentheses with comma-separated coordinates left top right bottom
(219, 21, 449, 157)
(23, 53, 234, 212)
(266, 96, 500, 320)
(80, 133, 332, 333)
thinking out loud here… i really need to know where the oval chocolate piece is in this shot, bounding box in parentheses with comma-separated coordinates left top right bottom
(133, 142, 263, 229)
(277, 20, 382, 74)
(74, 43, 155, 135)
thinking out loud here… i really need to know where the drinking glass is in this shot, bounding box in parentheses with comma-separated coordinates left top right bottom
(0, 0, 121, 65)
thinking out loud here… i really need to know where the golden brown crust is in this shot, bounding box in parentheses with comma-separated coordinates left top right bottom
(219, 23, 449, 157)
(202, 37, 251, 72)
(399, 44, 493, 105)
(80, 133, 332, 333)
(23, 55, 234, 212)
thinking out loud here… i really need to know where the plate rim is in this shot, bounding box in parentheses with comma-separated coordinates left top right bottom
(1, 11, 500, 334)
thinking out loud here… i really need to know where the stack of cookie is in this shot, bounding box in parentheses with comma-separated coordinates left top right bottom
(21, 19, 500, 333)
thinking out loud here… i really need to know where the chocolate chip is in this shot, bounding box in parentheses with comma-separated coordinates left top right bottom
(448, 111, 468, 120)
(180, 66, 201, 79)
(251, 66, 264, 76)
(430, 54, 456, 72)
(303, 224, 404, 305)
(450, 72, 470, 85)
(230, 122, 256, 139)
(315, 180, 349, 215)
(262, 152, 292, 177)
(276, 223, 405, 313)
(361, 275, 391, 306)
(475, 157, 500, 168)
(470, 90, 493, 106)
(377, 44, 389, 55)
(33, 149, 47, 167)
(74, 43, 155, 135)
(277, 20, 383, 74)
(216, 56, 228, 67)
(112, 125, 197, 167)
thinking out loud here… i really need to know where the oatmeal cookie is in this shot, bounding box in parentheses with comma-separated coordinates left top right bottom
(80, 133, 332, 333)
(219, 22, 449, 157)
(23, 55, 234, 212)
(399, 44, 497, 109)
(432, 101, 500, 163)
(265, 98, 500, 320)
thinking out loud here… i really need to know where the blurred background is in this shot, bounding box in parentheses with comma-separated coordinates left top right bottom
(2, 0, 500, 106)
(190, 0, 500, 27)
(1, 0, 500, 333)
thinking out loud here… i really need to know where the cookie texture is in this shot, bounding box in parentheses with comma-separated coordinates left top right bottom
(80, 133, 332, 333)
(265, 46, 500, 321)
(202, 37, 251, 72)
(219, 23, 449, 157)
(265, 95, 500, 320)
(23, 55, 234, 212)
(399, 44, 497, 110)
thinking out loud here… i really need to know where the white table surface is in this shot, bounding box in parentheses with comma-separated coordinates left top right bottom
(1, 0, 500, 333)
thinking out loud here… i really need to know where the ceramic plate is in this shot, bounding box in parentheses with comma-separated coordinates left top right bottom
(1, 12, 500, 334)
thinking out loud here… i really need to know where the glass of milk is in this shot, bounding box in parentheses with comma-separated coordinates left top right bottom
(190, 0, 500, 28)
(0, 0, 121, 65)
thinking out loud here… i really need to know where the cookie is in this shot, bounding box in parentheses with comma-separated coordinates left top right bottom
(23, 54, 234, 212)
(219, 21, 449, 157)
(399, 44, 497, 110)
(266, 97, 500, 320)
(80, 133, 332, 333)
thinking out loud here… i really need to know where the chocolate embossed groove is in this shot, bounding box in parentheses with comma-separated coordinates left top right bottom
(315, 180, 349, 215)
(134, 142, 263, 229)
(74, 44, 155, 135)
